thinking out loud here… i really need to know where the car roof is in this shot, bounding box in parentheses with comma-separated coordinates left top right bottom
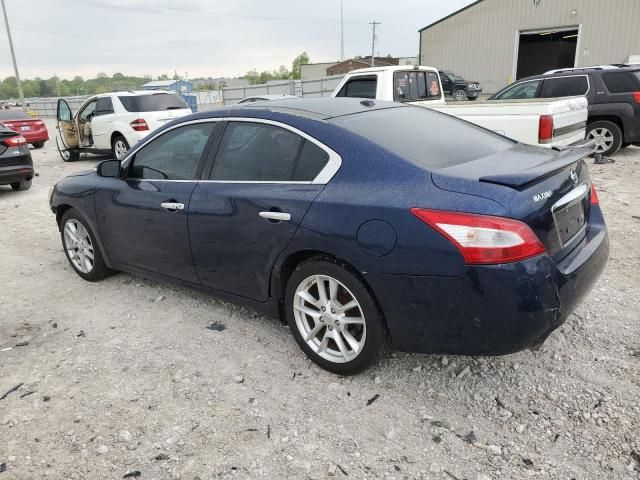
(195, 98, 404, 121)
(346, 65, 439, 75)
(93, 90, 178, 98)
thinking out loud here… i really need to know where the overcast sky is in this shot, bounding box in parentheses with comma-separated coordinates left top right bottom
(0, 0, 473, 80)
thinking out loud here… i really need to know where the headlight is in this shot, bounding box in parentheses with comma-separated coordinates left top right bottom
(48, 185, 54, 204)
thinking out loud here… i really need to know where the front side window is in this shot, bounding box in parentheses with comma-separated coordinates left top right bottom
(394, 71, 441, 102)
(79, 100, 97, 121)
(494, 80, 541, 100)
(209, 122, 330, 182)
(335, 76, 377, 99)
(540, 76, 589, 97)
(128, 123, 215, 180)
(602, 71, 640, 93)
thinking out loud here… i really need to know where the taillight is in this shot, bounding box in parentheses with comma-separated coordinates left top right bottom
(633, 92, 640, 104)
(130, 119, 149, 131)
(538, 115, 553, 143)
(590, 183, 599, 205)
(2, 122, 16, 129)
(2, 136, 27, 147)
(34, 120, 44, 127)
(410, 208, 546, 265)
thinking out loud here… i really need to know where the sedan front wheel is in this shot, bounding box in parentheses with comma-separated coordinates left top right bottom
(286, 259, 388, 374)
(60, 209, 112, 282)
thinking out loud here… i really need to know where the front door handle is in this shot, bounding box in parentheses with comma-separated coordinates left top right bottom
(160, 202, 185, 211)
(259, 211, 291, 222)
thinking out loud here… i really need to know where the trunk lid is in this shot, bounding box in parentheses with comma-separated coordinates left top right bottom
(432, 144, 594, 261)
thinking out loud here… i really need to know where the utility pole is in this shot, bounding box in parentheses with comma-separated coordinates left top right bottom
(1, 0, 26, 111)
(369, 21, 381, 67)
(340, 0, 344, 61)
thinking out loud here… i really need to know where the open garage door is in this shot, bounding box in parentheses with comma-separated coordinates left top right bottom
(516, 28, 579, 79)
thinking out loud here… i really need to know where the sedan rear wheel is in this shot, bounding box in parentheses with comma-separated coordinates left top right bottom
(60, 209, 112, 281)
(286, 260, 388, 374)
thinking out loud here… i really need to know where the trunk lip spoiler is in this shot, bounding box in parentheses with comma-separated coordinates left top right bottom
(478, 144, 593, 190)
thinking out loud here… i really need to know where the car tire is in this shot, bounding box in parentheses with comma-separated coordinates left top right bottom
(32, 142, 45, 149)
(468, 96, 479, 101)
(452, 89, 467, 101)
(285, 259, 388, 375)
(111, 135, 130, 160)
(60, 209, 112, 282)
(10, 179, 31, 191)
(586, 121, 623, 157)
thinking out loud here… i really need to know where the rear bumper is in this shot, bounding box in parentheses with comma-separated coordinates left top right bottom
(364, 211, 609, 355)
(0, 164, 34, 185)
(23, 131, 49, 143)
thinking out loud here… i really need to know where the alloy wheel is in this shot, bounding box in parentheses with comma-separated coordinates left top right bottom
(453, 90, 466, 101)
(63, 219, 94, 274)
(114, 139, 128, 160)
(293, 274, 366, 364)
(587, 127, 614, 154)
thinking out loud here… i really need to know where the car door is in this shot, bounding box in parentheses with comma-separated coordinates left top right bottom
(95, 121, 219, 283)
(440, 73, 451, 94)
(189, 119, 337, 302)
(56, 99, 79, 149)
(91, 96, 115, 149)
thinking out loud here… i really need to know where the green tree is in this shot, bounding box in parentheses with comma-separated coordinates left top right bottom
(291, 52, 310, 80)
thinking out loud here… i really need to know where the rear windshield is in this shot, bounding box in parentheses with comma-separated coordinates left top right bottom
(330, 106, 514, 169)
(0, 110, 31, 120)
(118, 93, 188, 112)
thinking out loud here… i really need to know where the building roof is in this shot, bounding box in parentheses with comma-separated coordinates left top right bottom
(418, 0, 484, 32)
(143, 80, 192, 88)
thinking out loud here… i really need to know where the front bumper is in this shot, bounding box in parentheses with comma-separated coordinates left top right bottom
(0, 164, 34, 185)
(364, 211, 609, 355)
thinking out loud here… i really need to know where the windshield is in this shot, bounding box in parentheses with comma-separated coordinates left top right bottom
(331, 106, 514, 169)
(118, 93, 188, 112)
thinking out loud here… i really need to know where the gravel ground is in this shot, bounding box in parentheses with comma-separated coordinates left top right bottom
(1, 128, 639, 480)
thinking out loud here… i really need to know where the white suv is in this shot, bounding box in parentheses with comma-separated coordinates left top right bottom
(55, 91, 193, 161)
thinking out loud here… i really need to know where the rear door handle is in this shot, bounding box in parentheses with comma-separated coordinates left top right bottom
(160, 202, 185, 211)
(259, 211, 291, 222)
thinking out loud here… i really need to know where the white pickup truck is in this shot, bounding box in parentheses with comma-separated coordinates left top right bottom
(331, 66, 590, 148)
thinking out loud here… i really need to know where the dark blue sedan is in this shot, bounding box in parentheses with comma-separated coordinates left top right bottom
(50, 98, 609, 374)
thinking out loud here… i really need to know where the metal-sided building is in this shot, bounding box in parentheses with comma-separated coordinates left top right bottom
(419, 0, 640, 94)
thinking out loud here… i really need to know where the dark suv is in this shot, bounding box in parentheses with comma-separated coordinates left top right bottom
(490, 66, 640, 156)
(439, 70, 482, 101)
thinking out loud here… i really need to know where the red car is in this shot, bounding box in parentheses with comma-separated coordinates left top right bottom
(0, 110, 49, 148)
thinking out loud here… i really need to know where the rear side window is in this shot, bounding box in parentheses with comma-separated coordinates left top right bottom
(335, 76, 377, 99)
(293, 141, 329, 181)
(95, 97, 114, 116)
(118, 93, 188, 112)
(494, 80, 541, 100)
(331, 106, 514, 169)
(128, 123, 214, 180)
(394, 71, 441, 101)
(211, 122, 302, 181)
(210, 122, 330, 182)
(540, 76, 589, 97)
(602, 72, 640, 93)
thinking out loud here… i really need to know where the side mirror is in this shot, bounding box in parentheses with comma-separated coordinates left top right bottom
(97, 159, 121, 178)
